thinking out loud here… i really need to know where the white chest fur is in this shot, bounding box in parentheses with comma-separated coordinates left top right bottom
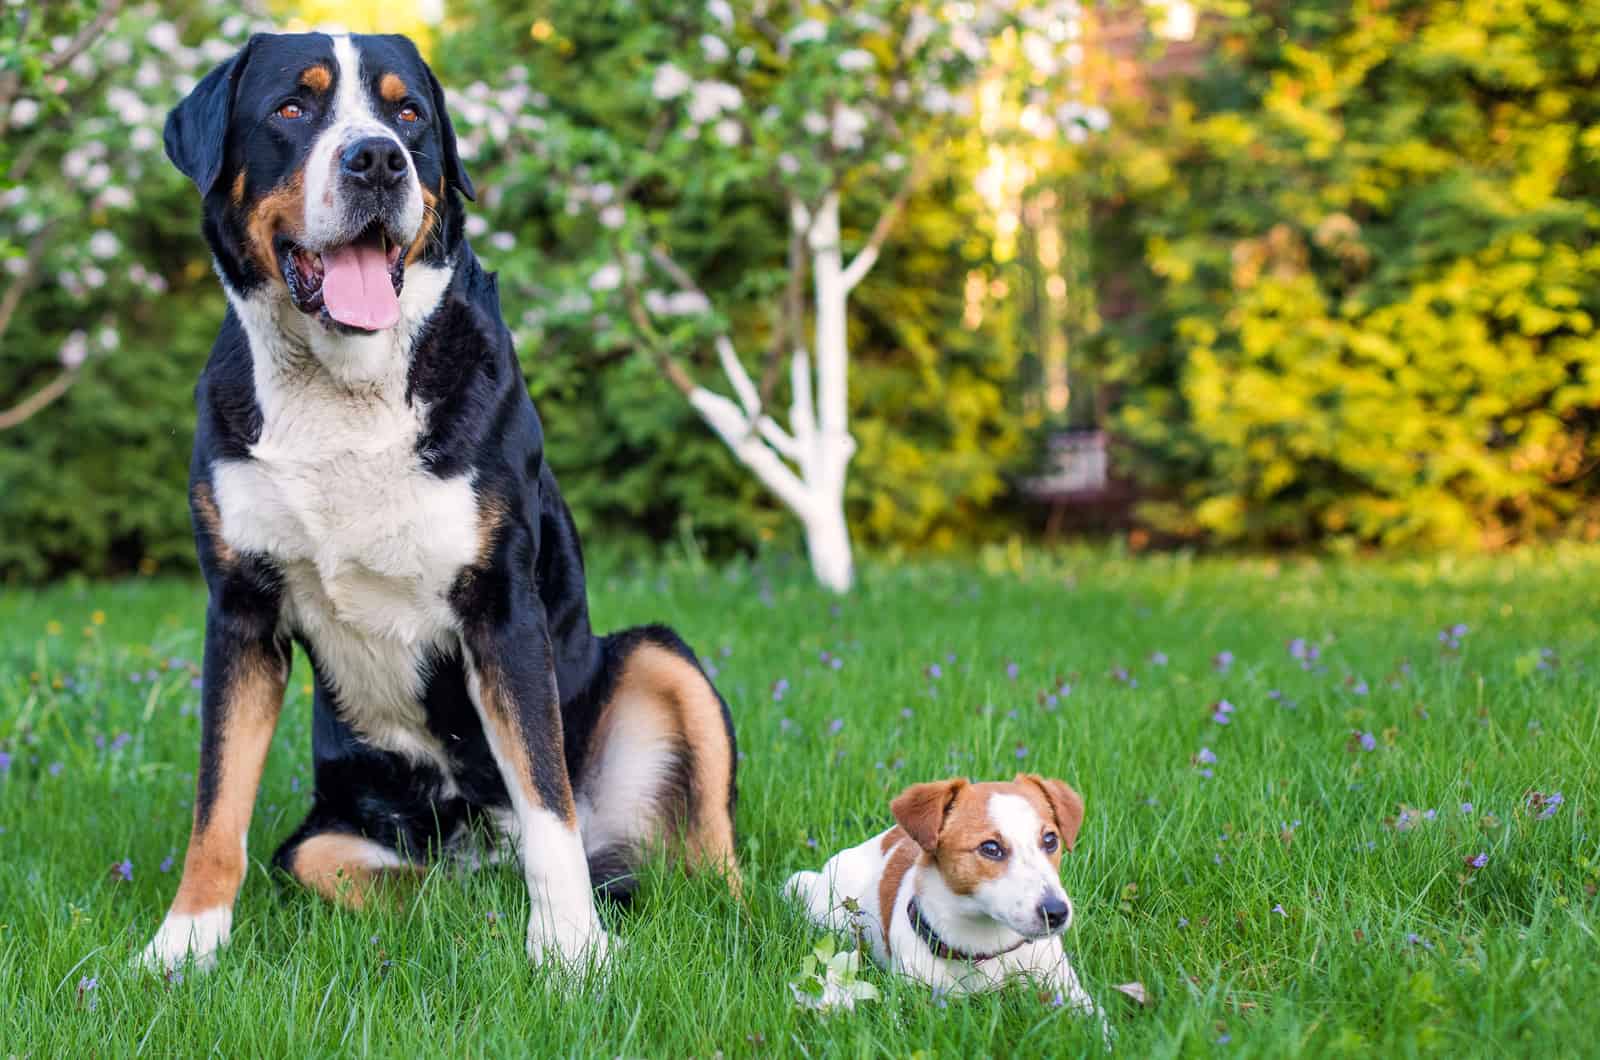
(213, 268, 475, 766)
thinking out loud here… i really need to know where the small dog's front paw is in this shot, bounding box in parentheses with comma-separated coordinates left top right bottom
(136, 908, 232, 975)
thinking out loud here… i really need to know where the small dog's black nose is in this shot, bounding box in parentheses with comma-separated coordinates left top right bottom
(340, 137, 408, 189)
(1038, 894, 1071, 931)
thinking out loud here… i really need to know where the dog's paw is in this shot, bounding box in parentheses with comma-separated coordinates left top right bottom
(525, 911, 611, 975)
(135, 908, 231, 975)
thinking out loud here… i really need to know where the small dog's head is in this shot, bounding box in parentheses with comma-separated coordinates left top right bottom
(165, 32, 474, 334)
(892, 774, 1085, 940)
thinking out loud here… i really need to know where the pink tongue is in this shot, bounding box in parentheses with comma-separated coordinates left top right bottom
(321, 242, 399, 330)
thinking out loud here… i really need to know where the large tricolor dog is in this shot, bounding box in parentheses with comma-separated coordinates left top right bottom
(785, 775, 1108, 1036)
(141, 32, 738, 973)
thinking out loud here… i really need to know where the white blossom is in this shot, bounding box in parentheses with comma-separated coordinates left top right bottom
(130, 126, 158, 152)
(103, 39, 133, 65)
(88, 231, 121, 259)
(9, 97, 40, 127)
(701, 34, 730, 63)
(599, 205, 626, 230)
(489, 231, 515, 251)
(714, 119, 741, 146)
(837, 49, 874, 72)
(97, 326, 119, 351)
(59, 330, 89, 369)
(787, 19, 827, 45)
(82, 265, 107, 289)
(737, 46, 755, 66)
(831, 106, 868, 151)
(97, 186, 135, 210)
(706, 0, 734, 30)
(777, 153, 800, 176)
(135, 62, 161, 89)
(589, 263, 623, 291)
(687, 81, 741, 124)
(145, 22, 181, 52)
(465, 214, 489, 238)
(652, 63, 692, 101)
(802, 111, 829, 137)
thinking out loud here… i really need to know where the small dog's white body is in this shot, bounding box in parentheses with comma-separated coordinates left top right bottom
(785, 776, 1108, 1040)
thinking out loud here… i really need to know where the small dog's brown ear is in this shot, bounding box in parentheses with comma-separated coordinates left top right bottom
(1018, 774, 1086, 851)
(891, 779, 967, 852)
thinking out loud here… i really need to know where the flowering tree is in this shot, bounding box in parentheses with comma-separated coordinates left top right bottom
(450, 0, 1096, 592)
(0, 4, 264, 431)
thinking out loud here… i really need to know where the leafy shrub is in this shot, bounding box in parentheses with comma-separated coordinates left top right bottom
(1089, 0, 1600, 549)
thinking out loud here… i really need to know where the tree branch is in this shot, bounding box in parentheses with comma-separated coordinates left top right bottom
(839, 155, 924, 292)
(0, 369, 81, 431)
(44, 1, 123, 75)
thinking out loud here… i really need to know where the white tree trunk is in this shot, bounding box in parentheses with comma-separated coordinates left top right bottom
(664, 192, 871, 593)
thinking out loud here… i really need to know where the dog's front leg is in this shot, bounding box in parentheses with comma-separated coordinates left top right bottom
(461, 604, 606, 970)
(140, 594, 288, 973)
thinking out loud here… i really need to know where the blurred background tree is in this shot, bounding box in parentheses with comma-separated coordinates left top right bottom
(1087, 0, 1600, 549)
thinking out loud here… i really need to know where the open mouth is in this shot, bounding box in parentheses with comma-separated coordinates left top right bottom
(277, 221, 405, 332)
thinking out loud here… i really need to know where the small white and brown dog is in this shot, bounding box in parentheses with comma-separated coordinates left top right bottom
(785, 774, 1109, 1036)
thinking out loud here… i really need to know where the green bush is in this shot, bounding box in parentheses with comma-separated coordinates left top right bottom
(1089, 0, 1600, 549)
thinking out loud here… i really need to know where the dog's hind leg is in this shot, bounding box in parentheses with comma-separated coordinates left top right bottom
(273, 827, 424, 910)
(574, 627, 740, 899)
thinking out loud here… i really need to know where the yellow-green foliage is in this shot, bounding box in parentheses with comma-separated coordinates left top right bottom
(1091, 0, 1600, 549)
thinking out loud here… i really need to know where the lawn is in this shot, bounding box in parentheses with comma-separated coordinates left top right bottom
(2, 548, 1597, 1056)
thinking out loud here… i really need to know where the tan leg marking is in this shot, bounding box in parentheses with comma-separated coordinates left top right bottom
(287, 833, 421, 910)
(596, 644, 741, 891)
(170, 648, 285, 915)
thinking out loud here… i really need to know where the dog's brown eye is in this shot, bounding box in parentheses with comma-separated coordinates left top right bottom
(1042, 832, 1059, 853)
(397, 106, 420, 123)
(278, 102, 304, 120)
(978, 840, 1006, 860)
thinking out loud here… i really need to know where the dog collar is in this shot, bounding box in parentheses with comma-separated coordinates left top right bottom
(906, 896, 1029, 964)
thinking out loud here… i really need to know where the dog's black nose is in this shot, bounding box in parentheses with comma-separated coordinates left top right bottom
(1038, 894, 1071, 931)
(340, 137, 408, 189)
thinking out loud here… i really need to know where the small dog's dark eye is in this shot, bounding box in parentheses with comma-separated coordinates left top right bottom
(397, 106, 420, 123)
(277, 102, 304, 120)
(978, 840, 1006, 860)
(1041, 831, 1059, 853)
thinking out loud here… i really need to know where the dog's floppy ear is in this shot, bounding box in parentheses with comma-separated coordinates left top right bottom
(1018, 774, 1085, 851)
(891, 778, 967, 852)
(423, 63, 475, 201)
(165, 35, 259, 197)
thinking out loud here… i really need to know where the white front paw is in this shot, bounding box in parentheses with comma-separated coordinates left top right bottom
(525, 910, 610, 972)
(137, 908, 232, 975)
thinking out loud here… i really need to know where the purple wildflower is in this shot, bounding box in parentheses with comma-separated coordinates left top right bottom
(927, 663, 942, 680)
(112, 858, 132, 882)
(1405, 932, 1433, 950)
(900, 707, 913, 720)
(110, 732, 130, 752)
(805, 836, 817, 849)
(1216, 1033, 1232, 1045)
(0, 750, 10, 774)
(94, 734, 106, 750)
(1272, 904, 1286, 917)
(771, 677, 789, 703)
(190, 677, 203, 690)
(1460, 802, 1473, 814)
(1211, 699, 1235, 725)
(1149, 651, 1168, 666)
(1177, 917, 1189, 928)
(1465, 852, 1488, 870)
(1196, 747, 1218, 765)
(48, 761, 63, 777)
(290, 775, 301, 793)
(1213, 650, 1234, 672)
(1351, 679, 1370, 696)
(828, 718, 844, 735)
(77, 976, 98, 1010)
(1358, 731, 1377, 752)
(1014, 744, 1028, 760)
(160, 853, 174, 873)
(1532, 791, 1565, 820)
(1005, 661, 1019, 680)
(830, 656, 843, 671)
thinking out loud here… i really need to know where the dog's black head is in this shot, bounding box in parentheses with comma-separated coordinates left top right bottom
(167, 32, 475, 333)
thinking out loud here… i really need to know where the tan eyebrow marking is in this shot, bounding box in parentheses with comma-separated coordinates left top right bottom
(379, 73, 409, 103)
(299, 64, 333, 93)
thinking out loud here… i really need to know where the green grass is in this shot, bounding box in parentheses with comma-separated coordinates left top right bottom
(2, 548, 1598, 1056)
